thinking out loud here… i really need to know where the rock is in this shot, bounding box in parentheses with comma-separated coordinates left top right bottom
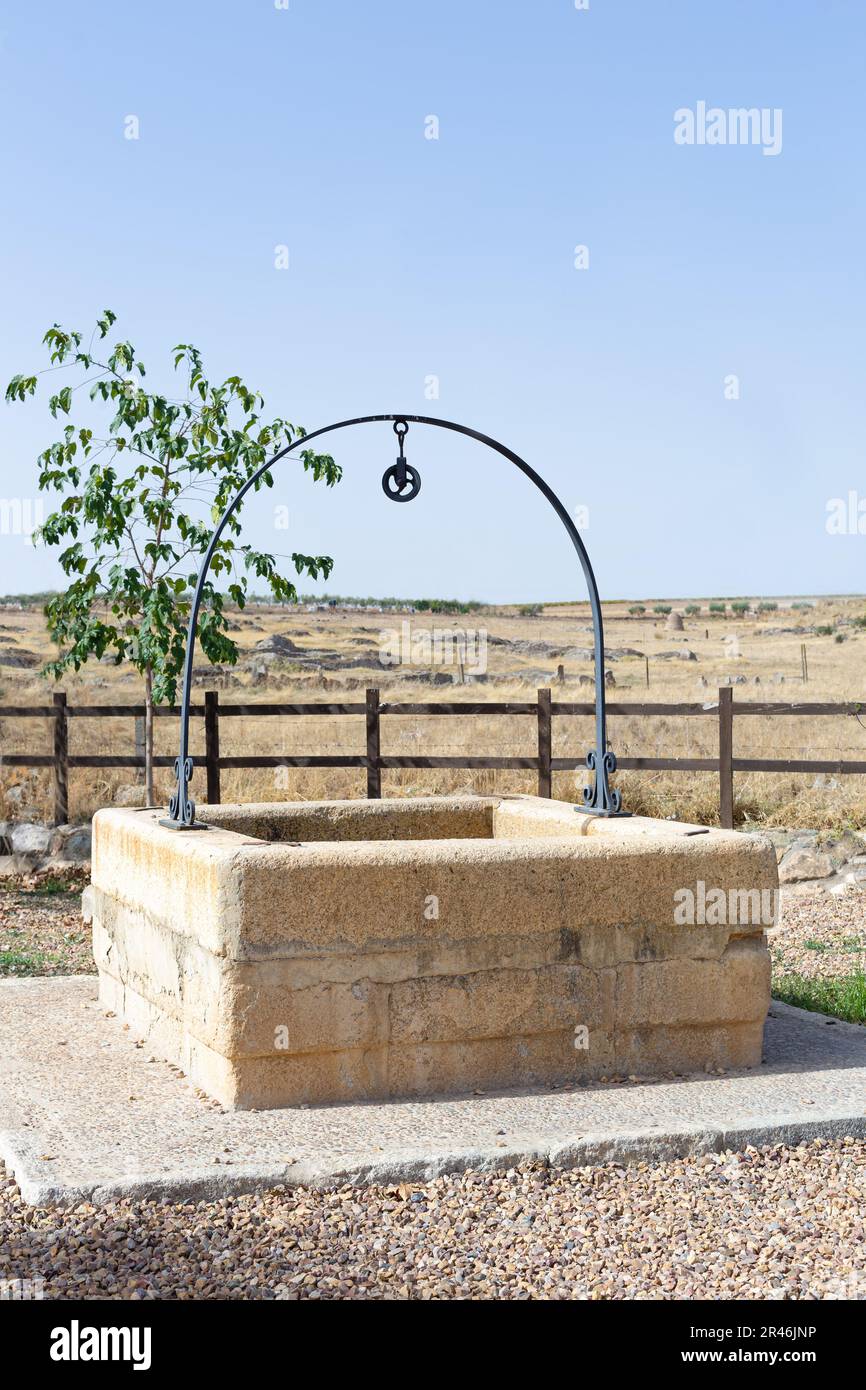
(0, 647, 39, 668)
(48, 824, 92, 861)
(655, 649, 698, 661)
(80, 885, 95, 924)
(10, 823, 52, 855)
(771, 673, 786, 683)
(824, 830, 866, 867)
(811, 773, 839, 790)
(775, 831, 864, 884)
(559, 647, 644, 662)
(778, 844, 835, 883)
(254, 634, 303, 657)
(757, 829, 802, 855)
(4, 782, 40, 816)
(665, 611, 684, 631)
(113, 785, 148, 807)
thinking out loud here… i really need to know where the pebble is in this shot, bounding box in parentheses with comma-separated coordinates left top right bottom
(771, 888, 866, 979)
(2, 1139, 864, 1300)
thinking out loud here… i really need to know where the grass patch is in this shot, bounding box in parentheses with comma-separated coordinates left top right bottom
(773, 972, 866, 1025)
(0, 948, 49, 975)
(29, 878, 77, 897)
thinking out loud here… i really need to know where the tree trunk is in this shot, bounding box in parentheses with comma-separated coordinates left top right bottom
(144, 667, 155, 806)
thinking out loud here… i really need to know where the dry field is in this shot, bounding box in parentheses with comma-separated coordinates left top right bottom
(1, 594, 865, 829)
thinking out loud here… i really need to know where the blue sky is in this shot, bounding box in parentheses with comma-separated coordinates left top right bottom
(1, 0, 864, 602)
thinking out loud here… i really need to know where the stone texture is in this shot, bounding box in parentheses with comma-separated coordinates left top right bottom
(767, 829, 865, 885)
(48, 824, 93, 861)
(88, 795, 776, 1109)
(10, 822, 52, 855)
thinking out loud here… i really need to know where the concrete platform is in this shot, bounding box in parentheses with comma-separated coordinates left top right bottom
(1, 976, 864, 1207)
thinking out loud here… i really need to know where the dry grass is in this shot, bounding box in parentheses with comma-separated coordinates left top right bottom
(1, 595, 864, 828)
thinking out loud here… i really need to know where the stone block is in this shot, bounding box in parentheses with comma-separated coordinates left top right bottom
(89, 796, 775, 1108)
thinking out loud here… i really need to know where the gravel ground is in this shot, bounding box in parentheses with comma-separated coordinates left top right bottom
(2, 1140, 865, 1300)
(771, 887, 866, 981)
(0, 870, 90, 977)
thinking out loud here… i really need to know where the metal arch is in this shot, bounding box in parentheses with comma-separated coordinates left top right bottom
(162, 413, 625, 827)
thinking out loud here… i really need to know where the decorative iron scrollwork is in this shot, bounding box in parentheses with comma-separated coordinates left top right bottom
(161, 756, 197, 829)
(581, 746, 623, 816)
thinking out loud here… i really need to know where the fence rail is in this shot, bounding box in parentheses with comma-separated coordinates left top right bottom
(1, 687, 864, 828)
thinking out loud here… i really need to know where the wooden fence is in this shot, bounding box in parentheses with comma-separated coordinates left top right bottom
(1, 687, 864, 829)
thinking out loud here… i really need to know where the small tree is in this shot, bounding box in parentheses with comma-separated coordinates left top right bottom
(6, 310, 341, 803)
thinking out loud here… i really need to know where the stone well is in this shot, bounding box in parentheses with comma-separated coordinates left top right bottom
(86, 795, 776, 1109)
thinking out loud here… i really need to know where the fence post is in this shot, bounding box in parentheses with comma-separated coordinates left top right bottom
(537, 687, 552, 798)
(366, 687, 381, 798)
(204, 690, 221, 805)
(52, 691, 69, 827)
(718, 686, 734, 829)
(134, 715, 145, 784)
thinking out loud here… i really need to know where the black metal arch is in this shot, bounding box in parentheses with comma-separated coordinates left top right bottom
(163, 413, 625, 826)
